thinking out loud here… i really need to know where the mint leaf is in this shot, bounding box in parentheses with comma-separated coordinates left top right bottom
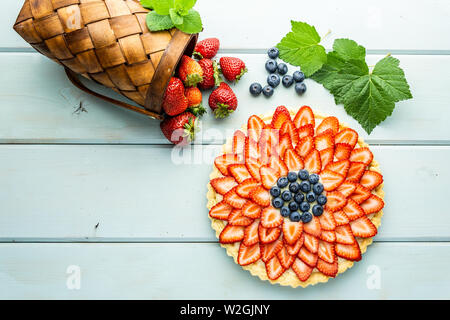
(140, 0, 154, 9)
(169, 8, 184, 25)
(152, 0, 174, 15)
(276, 21, 327, 77)
(174, 0, 197, 15)
(175, 9, 202, 34)
(146, 11, 175, 31)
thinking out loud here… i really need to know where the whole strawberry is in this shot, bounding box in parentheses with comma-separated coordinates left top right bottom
(185, 87, 206, 117)
(198, 58, 221, 90)
(177, 55, 203, 87)
(162, 77, 188, 116)
(219, 57, 247, 82)
(209, 83, 238, 118)
(194, 38, 220, 59)
(160, 112, 198, 146)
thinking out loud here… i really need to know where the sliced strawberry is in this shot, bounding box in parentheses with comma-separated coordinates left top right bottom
(325, 159, 350, 177)
(315, 132, 334, 151)
(261, 206, 283, 228)
(318, 240, 335, 264)
(350, 147, 373, 166)
(295, 136, 314, 158)
(210, 177, 238, 195)
(317, 259, 338, 277)
(334, 143, 352, 160)
(228, 209, 254, 226)
(350, 216, 377, 238)
(320, 230, 336, 243)
(285, 234, 304, 255)
(335, 225, 356, 244)
(209, 201, 233, 220)
(297, 124, 315, 140)
(333, 210, 350, 226)
(283, 148, 304, 172)
(259, 225, 281, 244)
(319, 147, 334, 170)
(342, 199, 365, 221)
(260, 237, 283, 261)
(350, 184, 372, 204)
(336, 180, 357, 197)
(271, 106, 291, 129)
(232, 130, 245, 155)
(303, 233, 319, 253)
(250, 186, 271, 207)
(360, 195, 384, 214)
(320, 169, 345, 191)
(247, 115, 265, 142)
(335, 242, 361, 261)
(223, 187, 247, 209)
(277, 134, 293, 158)
(269, 155, 288, 177)
(245, 136, 260, 161)
(335, 128, 358, 148)
(238, 242, 261, 266)
(325, 191, 347, 212)
(292, 258, 313, 282)
(298, 247, 318, 267)
(347, 162, 367, 182)
(304, 149, 321, 174)
(242, 201, 261, 219)
(259, 166, 279, 190)
(360, 170, 383, 190)
(316, 116, 339, 136)
(303, 216, 322, 237)
(236, 178, 260, 198)
(277, 246, 296, 269)
(243, 220, 260, 246)
(265, 255, 285, 280)
(245, 157, 261, 181)
(280, 120, 299, 146)
(219, 224, 245, 244)
(318, 209, 336, 231)
(282, 220, 303, 245)
(214, 153, 241, 176)
(228, 164, 252, 183)
(293, 106, 315, 128)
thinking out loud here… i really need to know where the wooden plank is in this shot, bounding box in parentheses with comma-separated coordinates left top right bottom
(2, 0, 450, 51)
(0, 53, 449, 144)
(0, 242, 449, 299)
(0, 144, 448, 241)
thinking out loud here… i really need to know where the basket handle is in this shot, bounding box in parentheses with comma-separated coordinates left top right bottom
(64, 68, 163, 120)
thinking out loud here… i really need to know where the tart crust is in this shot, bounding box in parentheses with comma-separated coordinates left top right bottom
(206, 108, 385, 288)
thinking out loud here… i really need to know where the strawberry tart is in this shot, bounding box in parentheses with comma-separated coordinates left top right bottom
(206, 106, 385, 287)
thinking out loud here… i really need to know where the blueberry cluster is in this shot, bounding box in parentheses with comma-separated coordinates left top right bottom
(249, 47, 307, 98)
(269, 170, 327, 223)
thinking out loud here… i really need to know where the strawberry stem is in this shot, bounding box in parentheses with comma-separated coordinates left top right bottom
(214, 103, 234, 119)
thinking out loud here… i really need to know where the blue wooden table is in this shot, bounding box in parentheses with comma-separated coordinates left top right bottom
(1, 0, 450, 299)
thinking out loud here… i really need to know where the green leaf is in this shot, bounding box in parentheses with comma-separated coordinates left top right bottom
(332, 38, 366, 61)
(174, 9, 202, 34)
(174, 0, 197, 15)
(152, 0, 174, 15)
(140, 0, 154, 9)
(146, 11, 175, 31)
(169, 8, 184, 25)
(276, 21, 327, 77)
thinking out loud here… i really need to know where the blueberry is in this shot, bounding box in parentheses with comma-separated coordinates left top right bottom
(282, 75, 294, 88)
(313, 183, 324, 195)
(277, 177, 289, 188)
(301, 211, 313, 223)
(300, 201, 310, 212)
(249, 83, 262, 96)
(306, 191, 316, 203)
(262, 85, 274, 97)
(280, 206, 290, 217)
(289, 182, 300, 193)
(298, 169, 309, 180)
(317, 194, 327, 205)
(289, 201, 299, 212)
(300, 181, 311, 193)
(293, 71, 305, 82)
(267, 47, 279, 59)
(287, 171, 298, 182)
(290, 211, 302, 222)
(294, 193, 304, 204)
(295, 82, 307, 95)
(267, 74, 280, 88)
(309, 173, 320, 184)
(312, 204, 324, 216)
(265, 59, 278, 73)
(281, 190, 292, 202)
(270, 186, 281, 197)
(272, 197, 284, 208)
(277, 63, 288, 75)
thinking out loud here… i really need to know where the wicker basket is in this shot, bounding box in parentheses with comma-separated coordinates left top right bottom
(13, 0, 199, 120)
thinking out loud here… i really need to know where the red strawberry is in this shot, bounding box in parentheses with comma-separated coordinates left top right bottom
(277, 134, 293, 159)
(325, 159, 350, 177)
(319, 147, 334, 170)
(343, 199, 365, 221)
(162, 77, 189, 116)
(316, 116, 339, 136)
(336, 181, 357, 197)
(209, 82, 238, 118)
(243, 220, 260, 246)
(296, 136, 314, 158)
(197, 58, 221, 90)
(292, 258, 313, 281)
(303, 233, 319, 253)
(335, 225, 356, 244)
(194, 38, 220, 59)
(245, 157, 261, 181)
(350, 184, 372, 204)
(210, 177, 238, 195)
(335, 128, 358, 148)
(236, 178, 260, 198)
(223, 187, 247, 209)
(177, 55, 203, 87)
(271, 106, 291, 129)
(269, 155, 289, 177)
(277, 246, 296, 269)
(250, 186, 271, 207)
(259, 226, 281, 244)
(315, 132, 334, 151)
(303, 216, 322, 237)
(293, 106, 315, 128)
(318, 209, 337, 231)
(334, 143, 352, 160)
(219, 224, 245, 244)
(228, 164, 252, 183)
(298, 124, 315, 139)
(242, 201, 261, 219)
(247, 115, 265, 142)
(232, 130, 245, 155)
(318, 241, 335, 264)
(334, 210, 350, 227)
(219, 57, 247, 82)
(350, 216, 377, 238)
(325, 191, 347, 212)
(185, 86, 203, 110)
(320, 230, 336, 243)
(360, 195, 384, 214)
(335, 242, 361, 261)
(350, 147, 373, 165)
(160, 112, 197, 145)
(298, 247, 318, 267)
(228, 209, 253, 226)
(283, 149, 304, 172)
(245, 137, 260, 161)
(304, 149, 321, 174)
(320, 169, 345, 191)
(214, 153, 241, 176)
(265, 255, 285, 280)
(280, 120, 299, 146)
(260, 166, 279, 189)
(282, 220, 303, 245)
(346, 162, 367, 182)
(360, 170, 383, 190)
(238, 242, 261, 266)
(209, 201, 233, 220)
(286, 234, 304, 255)
(260, 237, 283, 260)
(317, 259, 338, 277)
(261, 206, 283, 228)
